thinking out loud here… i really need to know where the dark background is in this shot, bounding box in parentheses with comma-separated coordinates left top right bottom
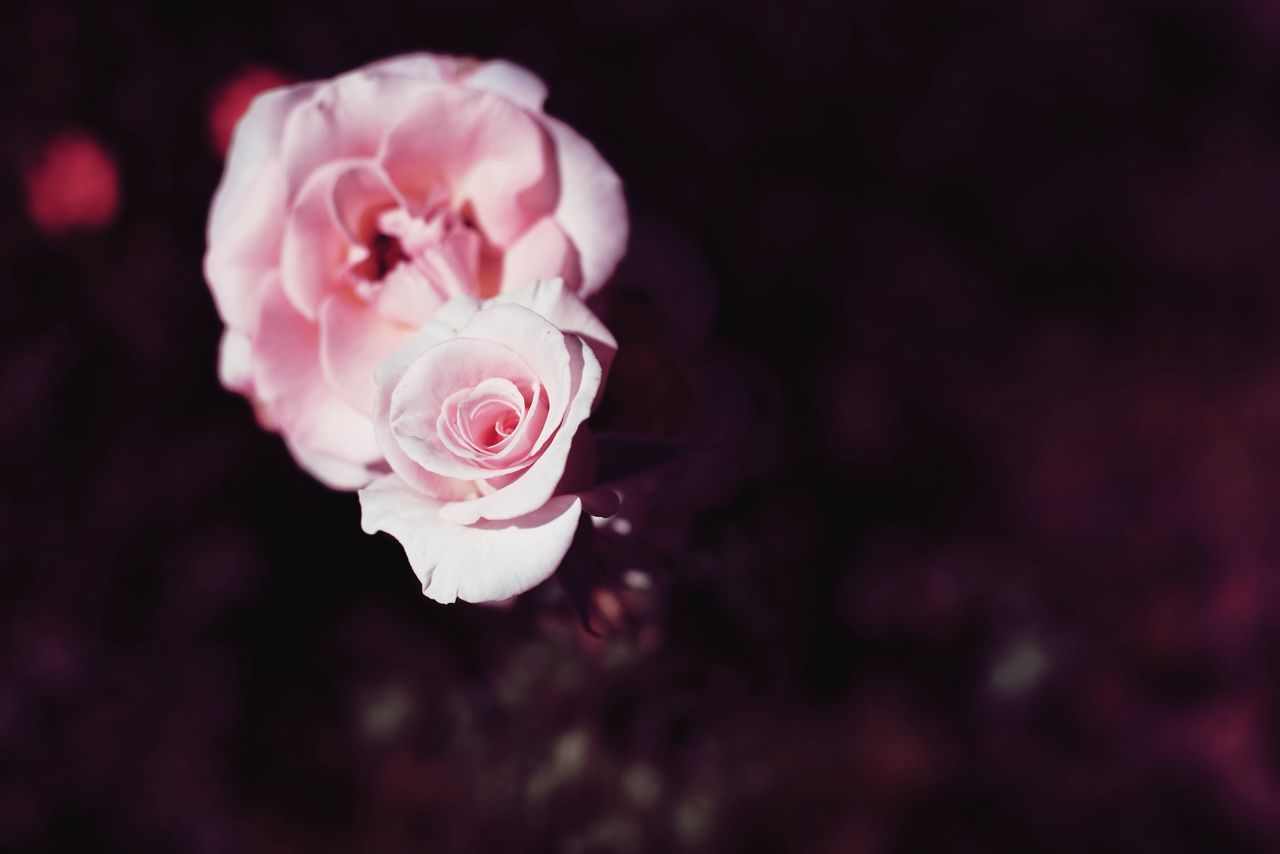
(6, 0, 1280, 851)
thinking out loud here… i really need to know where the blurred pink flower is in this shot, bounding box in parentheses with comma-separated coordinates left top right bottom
(204, 53, 628, 487)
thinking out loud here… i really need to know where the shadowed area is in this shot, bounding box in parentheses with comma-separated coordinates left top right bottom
(4, 0, 1280, 851)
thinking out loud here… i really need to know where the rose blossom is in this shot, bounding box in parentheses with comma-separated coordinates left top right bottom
(204, 53, 628, 488)
(359, 278, 617, 603)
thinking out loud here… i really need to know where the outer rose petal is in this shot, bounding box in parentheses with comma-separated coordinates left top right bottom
(204, 164, 286, 332)
(318, 291, 413, 414)
(363, 53, 549, 110)
(208, 82, 318, 243)
(205, 83, 315, 334)
(289, 438, 386, 491)
(458, 60, 548, 110)
(359, 474, 582, 603)
(218, 329, 254, 394)
(250, 276, 382, 483)
(544, 116, 629, 296)
(499, 218, 582, 294)
(487, 278, 617, 377)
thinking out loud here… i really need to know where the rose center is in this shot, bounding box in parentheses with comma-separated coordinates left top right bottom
(433, 376, 541, 468)
(469, 401, 522, 450)
(494, 412, 518, 438)
(347, 203, 483, 313)
(366, 231, 410, 280)
(477, 410, 520, 448)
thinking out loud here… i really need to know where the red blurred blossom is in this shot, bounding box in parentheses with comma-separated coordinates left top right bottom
(23, 133, 119, 233)
(208, 67, 290, 156)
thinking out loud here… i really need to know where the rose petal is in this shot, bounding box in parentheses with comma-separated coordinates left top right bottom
(459, 60, 548, 110)
(318, 291, 413, 414)
(380, 88, 555, 245)
(250, 275, 382, 478)
(287, 437, 385, 490)
(279, 161, 355, 318)
(499, 218, 582, 294)
(487, 278, 617, 378)
(381, 210, 482, 306)
(330, 162, 406, 247)
(208, 82, 317, 243)
(204, 164, 286, 332)
(279, 68, 435, 202)
(544, 116, 629, 296)
(359, 474, 582, 603)
(217, 329, 254, 394)
(361, 53, 548, 110)
(370, 262, 448, 328)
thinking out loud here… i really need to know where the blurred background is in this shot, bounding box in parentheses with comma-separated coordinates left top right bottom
(5, 0, 1280, 851)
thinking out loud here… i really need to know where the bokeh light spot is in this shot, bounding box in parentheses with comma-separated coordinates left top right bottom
(23, 133, 119, 233)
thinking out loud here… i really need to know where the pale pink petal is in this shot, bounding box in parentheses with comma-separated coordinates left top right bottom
(203, 164, 286, 332)
(459, 60, 548, 110)
(358, 52, 459, 81)
(544, 116, 629, 296)
(329, 162, 405, 246)
(317, 291, 413, 414)
(439, 336, 602, 524)
(208, 82, 317, 243)
(377, 208, 483, 306)
(409, 223, 484, 303)
(370, 263, 448, 327)
(287, 438, 385, 490)
(217, 329, 254, 394)
(279, 162, 355, 319)
(380, 88, 555, 245)
(250, 276, 382, 481)
(279, 70, 432, 202)
(488, 277, 617, 378)
(430, 293, 485, 332)
(360, 53, 548, 110)
(499, 217, 581, 293)
(359, 474, 582, 603)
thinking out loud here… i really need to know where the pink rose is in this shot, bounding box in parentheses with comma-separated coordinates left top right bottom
(359, 278, 617, 603)
(204, 53, 628, 488)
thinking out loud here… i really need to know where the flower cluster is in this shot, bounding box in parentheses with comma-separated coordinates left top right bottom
(204, 53, 630, 603)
